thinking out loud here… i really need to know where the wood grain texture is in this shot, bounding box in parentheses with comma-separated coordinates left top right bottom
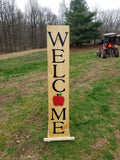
(47, 25, 71, 139)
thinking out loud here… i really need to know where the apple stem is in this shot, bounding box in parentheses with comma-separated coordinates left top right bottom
(58, 93, 62, 97)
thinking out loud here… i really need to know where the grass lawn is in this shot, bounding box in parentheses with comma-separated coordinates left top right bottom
(0, 48, 120, 160)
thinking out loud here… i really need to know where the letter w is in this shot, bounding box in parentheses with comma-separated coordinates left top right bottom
(48, 32, 68, 47)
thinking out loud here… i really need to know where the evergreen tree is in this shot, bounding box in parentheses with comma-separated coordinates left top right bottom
(65, 0, 102, 46)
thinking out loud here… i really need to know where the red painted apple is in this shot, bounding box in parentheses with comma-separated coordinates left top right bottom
(53, 93, 64, 106)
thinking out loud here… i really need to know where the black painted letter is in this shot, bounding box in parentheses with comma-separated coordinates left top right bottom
(53, 122, 64, 134)
(52, 79, 65, 92)
(52, 49, 65, 63)
(51, 108, 66, 120)
(48, 32, 68, 47)
(53, 65, 65, 78)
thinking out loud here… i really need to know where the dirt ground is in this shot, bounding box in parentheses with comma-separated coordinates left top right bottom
(70, 45, 97, 52)
(0, 46, 98, 60)
(0, 48, 47, 60)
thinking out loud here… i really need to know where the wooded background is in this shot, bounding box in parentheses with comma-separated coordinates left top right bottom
(0, 0, 120, 53)
(0, 0, 58, 53)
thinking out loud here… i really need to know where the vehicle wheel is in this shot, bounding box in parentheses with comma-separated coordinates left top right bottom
(107, 49, 110, 57)
(115, 48, 119, 57)
(101, 50, 107, 58)
(99, 52, 101, 57)
(96, 51, 101, 57)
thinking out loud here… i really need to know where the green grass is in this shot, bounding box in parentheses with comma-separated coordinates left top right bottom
(0, 48, 120, 159)
(0, 87, 17, 94)
(0, 51, 47, 80)
(103, 151, 114, 160)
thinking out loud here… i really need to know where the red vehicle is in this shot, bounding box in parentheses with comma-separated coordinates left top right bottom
(97, 33, 119, 58)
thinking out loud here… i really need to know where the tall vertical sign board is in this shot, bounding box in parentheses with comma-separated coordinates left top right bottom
(44, 25, 75, 142)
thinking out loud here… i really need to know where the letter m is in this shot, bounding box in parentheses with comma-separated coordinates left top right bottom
(48, 32, 68, 47)
(51, 108, 66, 120)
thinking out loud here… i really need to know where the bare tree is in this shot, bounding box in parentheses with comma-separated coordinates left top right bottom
(0, 0, 19, 52)
(96, 8, 120, 34)
(25, 0, 39, 48)
(25, 0, 58, 49)
(44, 8, 58, 25)
(58, 0, 68, 24)
(0, 0, 59, 53)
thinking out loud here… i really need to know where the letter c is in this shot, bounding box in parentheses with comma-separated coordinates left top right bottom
(52, 79, 65, 92)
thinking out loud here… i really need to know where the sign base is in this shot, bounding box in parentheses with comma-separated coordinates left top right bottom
(44, 137, 75, 142)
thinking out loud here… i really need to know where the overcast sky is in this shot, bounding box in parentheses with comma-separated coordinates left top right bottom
(16, 0, 120, 15)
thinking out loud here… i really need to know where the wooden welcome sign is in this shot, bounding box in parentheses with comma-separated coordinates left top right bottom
(44, 25, 75, 142)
